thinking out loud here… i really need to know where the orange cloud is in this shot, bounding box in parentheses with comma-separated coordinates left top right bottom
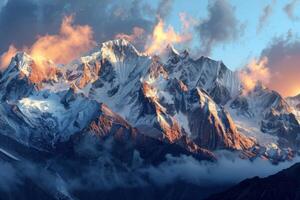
(30, 15, 95, 65)
(0, 15, 95, 83)
(258, 35, 300, 97)
(0, 45, 17, 70)
(145, 18, 192, 55)
(266, 56, 300, 97)
(115, 27, 145, 43)
(239, 57, 270, 93)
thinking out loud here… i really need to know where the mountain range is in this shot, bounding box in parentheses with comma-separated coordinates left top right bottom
(0, 38, 299, 199)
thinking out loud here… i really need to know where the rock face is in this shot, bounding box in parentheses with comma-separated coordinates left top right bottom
(207, 162, 300, 200)
(187, 88, 254, 150)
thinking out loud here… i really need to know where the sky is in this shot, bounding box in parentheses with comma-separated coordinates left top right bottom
(165, 0, 300, 69)
(0, 0, 300, 96)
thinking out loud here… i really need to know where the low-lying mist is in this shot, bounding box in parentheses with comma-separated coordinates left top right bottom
(0, 147, 299, 196)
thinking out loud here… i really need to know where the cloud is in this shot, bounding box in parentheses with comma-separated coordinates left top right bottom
(0, 45, 17, 70)
(115, 27, 146, 42)
(144, 17, 192, 55)
(260, 33, 300, 97)
(0, 0, 155, 54)
(141, 153, 300, 187)
(238, 57, 270, 93)
(0, 135, 298, 197)
(66, 135, 300, 191)
(115, 27, 147, 50)
(179, 12, 199, 32)
(60, 135, 299, 191)
(29, 15, 94, 65)
(156, 0, 174, 20)
(28, 15, 94, 83)
(115, 12, 196, 55)
(284, 0, 300, 21)
(257, 0, 276, 33)
(196, 0, 243, 55)
(0, 15, 95, 83)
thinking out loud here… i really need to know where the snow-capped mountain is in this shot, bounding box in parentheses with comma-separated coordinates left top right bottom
(0, 38, 299, 199)
(1, 38, 299, 159)
(0, 39, 257, 156)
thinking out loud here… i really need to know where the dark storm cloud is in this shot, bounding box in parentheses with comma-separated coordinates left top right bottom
(0, 0, 155, 53)
(260, 33, 300, 96)
(196, 0, 243, 56)
(257, 0, 276, 33)
(284, 0, 300, 21)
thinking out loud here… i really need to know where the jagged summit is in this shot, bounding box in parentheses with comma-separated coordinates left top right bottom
(101, 38, 143, 57)
(165, 44, 180, 57)
(2, 52, 33, 78)
(0, 53, 39, 101)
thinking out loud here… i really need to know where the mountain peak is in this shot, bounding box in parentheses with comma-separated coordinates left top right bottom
(102, 38, 130, 46)
(166, 44, 180, 56)
(100, 38, 142, 57)
(3, 52, 33, 78)
(2, 51, 58, 84)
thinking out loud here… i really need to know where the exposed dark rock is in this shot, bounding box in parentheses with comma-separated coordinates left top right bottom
(207, 163, 300, 200)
